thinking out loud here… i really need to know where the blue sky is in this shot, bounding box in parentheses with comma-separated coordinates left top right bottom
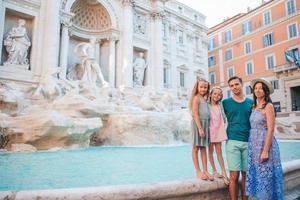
(177, 0, 264, 27)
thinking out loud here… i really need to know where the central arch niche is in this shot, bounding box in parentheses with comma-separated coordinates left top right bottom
(67, 0, 113, 82)
(71, 0, 111, 31)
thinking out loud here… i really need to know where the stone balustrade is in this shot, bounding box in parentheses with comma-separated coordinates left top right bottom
(274, 63, 299, 73)
(1, 159, 300, 200)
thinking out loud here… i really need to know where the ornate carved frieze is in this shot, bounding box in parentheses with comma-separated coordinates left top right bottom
(163, 41, 169, 54)
(186, 32, 194, 41)
(201, 36, 208, 46)
(109, 35, 119, 42)
(86, 0, 99, 5)
(193, 52, 202, 64)
(150, 11, 165, 20)
(133, 11, 147, 35)
(61, 0, 68, 10)
(169, 23, 177, 35)
(194, 69, 205, 80)
(176, 45, 186, 58)
(122, 0, 135, 7)
(60, 11, 74, 27)
(104, 0, 120, 28)
(61, 18, 72, 28)
(100, 35, 119, 43)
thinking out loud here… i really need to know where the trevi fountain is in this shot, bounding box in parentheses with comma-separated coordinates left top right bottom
(0, 0, 299, 199)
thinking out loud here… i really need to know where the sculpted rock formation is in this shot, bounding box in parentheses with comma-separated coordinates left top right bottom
(0, 74, 299, 151)
(275, 116, 300, 135)
(0, 70, 185, 150)
(91, 110, 191, 146)
(0, 79, 103, 150)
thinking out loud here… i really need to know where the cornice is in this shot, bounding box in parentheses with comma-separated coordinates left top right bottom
(150, 11, 165, 20)
(4, 0, 41, 10)
(122, 0, 135, 7)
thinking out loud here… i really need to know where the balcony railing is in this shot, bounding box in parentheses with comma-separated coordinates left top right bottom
(274, 63, 299, 73)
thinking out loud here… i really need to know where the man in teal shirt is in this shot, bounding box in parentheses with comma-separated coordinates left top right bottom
(222, 76, 253, 200)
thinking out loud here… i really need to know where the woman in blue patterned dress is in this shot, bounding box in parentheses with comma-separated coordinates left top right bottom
(246, 78, 283, 200)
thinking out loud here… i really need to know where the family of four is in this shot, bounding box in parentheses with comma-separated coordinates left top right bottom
(190, 76, 283, 200)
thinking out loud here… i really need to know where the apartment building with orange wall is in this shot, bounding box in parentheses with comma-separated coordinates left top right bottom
(208, 0, 300, 113)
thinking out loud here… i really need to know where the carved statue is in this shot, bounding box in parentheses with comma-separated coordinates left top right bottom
(31, 67, 62, 100)
(74, 37, 108, 90)
(133, 52, 147, 87)
(4, 19, 31, 66)
(67, 63, 84, 81)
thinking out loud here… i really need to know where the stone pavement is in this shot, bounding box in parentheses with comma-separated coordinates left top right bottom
(285, 187, 300, 200)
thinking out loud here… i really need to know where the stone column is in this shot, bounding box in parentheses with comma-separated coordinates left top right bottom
(150, 10, 164, 90)
(122, 0, 134, 87)
(59, 13, 73, 79)
(0, 1, 4, 62)
(41, 0, 61, 71)
(169, 23, 178, 89)
(95, 39, 101, 64)
(115, 38, 122, 87)
(109, 36, 117, 87)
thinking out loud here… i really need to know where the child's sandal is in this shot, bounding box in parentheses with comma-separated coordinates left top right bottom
(205, 172, 214, 181)
(222, 176, 230, 185)
(196, 172, 208, 180)
(196, 172, 208, 181)
(213, 171, 223, 178)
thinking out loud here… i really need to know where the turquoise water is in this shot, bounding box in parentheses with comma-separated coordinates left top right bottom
(0, 141, 300, 191)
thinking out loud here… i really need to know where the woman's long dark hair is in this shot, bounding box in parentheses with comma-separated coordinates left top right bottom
(252, 81, 276, 116)
(252, 81, 272, 109)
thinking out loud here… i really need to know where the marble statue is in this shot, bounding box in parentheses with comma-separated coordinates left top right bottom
(133, 52, 147, 87)
(4, 19, 31, 67)
(67, 63, 84, 81)
(74, 37, 108, 90)
(31, 67, 62, 100)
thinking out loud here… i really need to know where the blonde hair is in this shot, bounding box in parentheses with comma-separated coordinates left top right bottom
(209, 86, 223, 104)
(189, 79, 210, 110)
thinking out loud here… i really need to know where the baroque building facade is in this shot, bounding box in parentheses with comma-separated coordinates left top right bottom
(208, 0, 300, 113)
(0, 0, 208, 106)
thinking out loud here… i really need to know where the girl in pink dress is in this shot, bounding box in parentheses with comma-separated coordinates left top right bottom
(208, 87, 229, 185)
